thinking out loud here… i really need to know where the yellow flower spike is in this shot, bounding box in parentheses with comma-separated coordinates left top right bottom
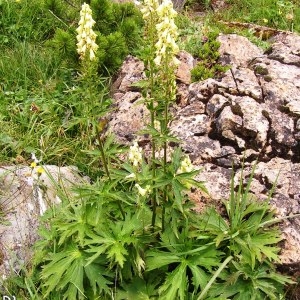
(76, 3, 98, 61)
(154, 0, 179, 68)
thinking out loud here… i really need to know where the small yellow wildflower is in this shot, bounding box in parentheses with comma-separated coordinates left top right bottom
(263, 18, 268, 24)
(76, 3, 98, 61)
(36, 166, 45, 176)
(30, 162, 37, 169)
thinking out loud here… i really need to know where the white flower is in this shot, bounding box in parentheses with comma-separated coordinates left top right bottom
(125, 173, 136, 179)
(135, 183, 151, 196)
(140, 0, 159, 21)
(76, 3, 98, 61)
(128, 141, 143, 167)
(177, 156, 194, 174)
(154, 0, 179, 84)
(31, 152, 41, 163)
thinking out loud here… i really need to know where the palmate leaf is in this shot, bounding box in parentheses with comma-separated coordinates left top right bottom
(208, 260, 292, 300)
(84, 260, 113, 295)
(41, 244, 85, 299)
(116, 277, 159, 300)
(41, 243, 112, 299)
(146, 251, 181, 271)
(146, 229, 222, 299)
(86, 213, 144, 268)
(158, 263, 188, 300)
(246, 232, 281, 264)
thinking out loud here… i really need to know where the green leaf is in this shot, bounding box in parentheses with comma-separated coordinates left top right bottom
(146, 251, 181, 271)
(84, 262, 112, 295)
(159, 263, 188, 300)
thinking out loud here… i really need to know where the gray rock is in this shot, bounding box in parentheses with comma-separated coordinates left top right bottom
(232, 95, 269, 146)
(215, 105, 243, 142)
(218, 34, 263, 67)
(176, 50, 195, 84)
(111, 55, 145, 93)
(267, 33, 300, 67)
(206, 94, 229, 117)
(0, 165, 88, 279)
(109, 91, 149, 144)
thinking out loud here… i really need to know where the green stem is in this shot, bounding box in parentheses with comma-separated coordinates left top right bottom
(149, 15, 158, 230)
(197, 256, 233, 300)
(95, 125, 125, 220)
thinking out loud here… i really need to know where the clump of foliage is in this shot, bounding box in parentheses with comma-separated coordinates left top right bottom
(1, 1, 293, 299)
(191, 29, 229, 82)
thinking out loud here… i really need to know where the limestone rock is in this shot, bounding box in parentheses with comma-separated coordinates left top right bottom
(267, 33, 300, 67)
(218, 34, 263, 67)
(215, 105, 243, 142)
(0, 165, 88, 279)
(176, 50, 195, 84)
(231, 95, 269, 146)
(111, 55, 145, 93)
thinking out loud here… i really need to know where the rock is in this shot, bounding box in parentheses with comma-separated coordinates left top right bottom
(218, 34, 263, 67)
(230, 67, 263, 101)
(195, 164, 231, 200)
(267, 33, 300, 67)
(111, 55, 145, 93)
(263, 104, 296, 148)
(215, 105, 243, 142)
(109, 91, 149, 144)
(231, 95, 269, 146)
(0, 165, 88, 279)
(176, 50, 195, 84)
(206, 94, 229, 117)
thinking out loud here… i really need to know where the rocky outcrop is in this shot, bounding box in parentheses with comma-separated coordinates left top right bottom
(0, 166, 88, 279)
(110, 33, 300, 266)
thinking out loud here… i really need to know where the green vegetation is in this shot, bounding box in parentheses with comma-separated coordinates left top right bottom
(0, 0, 298, 299)
(220, 0, 299, 32)
(190, 29, 229, 82)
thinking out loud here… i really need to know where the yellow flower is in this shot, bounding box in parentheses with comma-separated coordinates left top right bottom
(177, 156, 194, 174)
(36, 166, 45, 176)
(128, 141, 143, 167)
(30, 162, 37, 169)
(140, 0, 159, 21)
(135, 184, 151, 196)
(154, 0, 179, 69)
(263, 18, 268, 23)
(76, 3, 98, 61)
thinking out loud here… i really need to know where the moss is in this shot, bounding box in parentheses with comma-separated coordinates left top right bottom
(263, 75, 273, 82)
(254, 65, 269, 75)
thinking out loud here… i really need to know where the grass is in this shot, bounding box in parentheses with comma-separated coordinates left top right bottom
(0, 0, 299, 298)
